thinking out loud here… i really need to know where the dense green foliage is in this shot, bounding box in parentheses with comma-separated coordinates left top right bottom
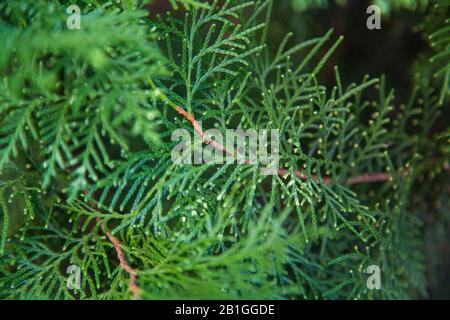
(0, 0, 448, 299)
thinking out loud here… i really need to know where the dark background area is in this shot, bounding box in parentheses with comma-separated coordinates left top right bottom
(268, 0, 426, 99)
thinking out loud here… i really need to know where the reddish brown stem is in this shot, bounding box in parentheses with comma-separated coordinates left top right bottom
(175, 105, 396, 185)
(80, 188, 140, 298)
(176, 106, 235, 157)
(95, 217, 140, 299)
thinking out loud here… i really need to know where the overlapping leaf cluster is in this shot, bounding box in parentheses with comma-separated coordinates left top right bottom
(0, 0, 448, 299)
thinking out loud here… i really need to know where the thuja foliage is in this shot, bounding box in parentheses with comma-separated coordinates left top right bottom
(0, 0, 448, 299)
